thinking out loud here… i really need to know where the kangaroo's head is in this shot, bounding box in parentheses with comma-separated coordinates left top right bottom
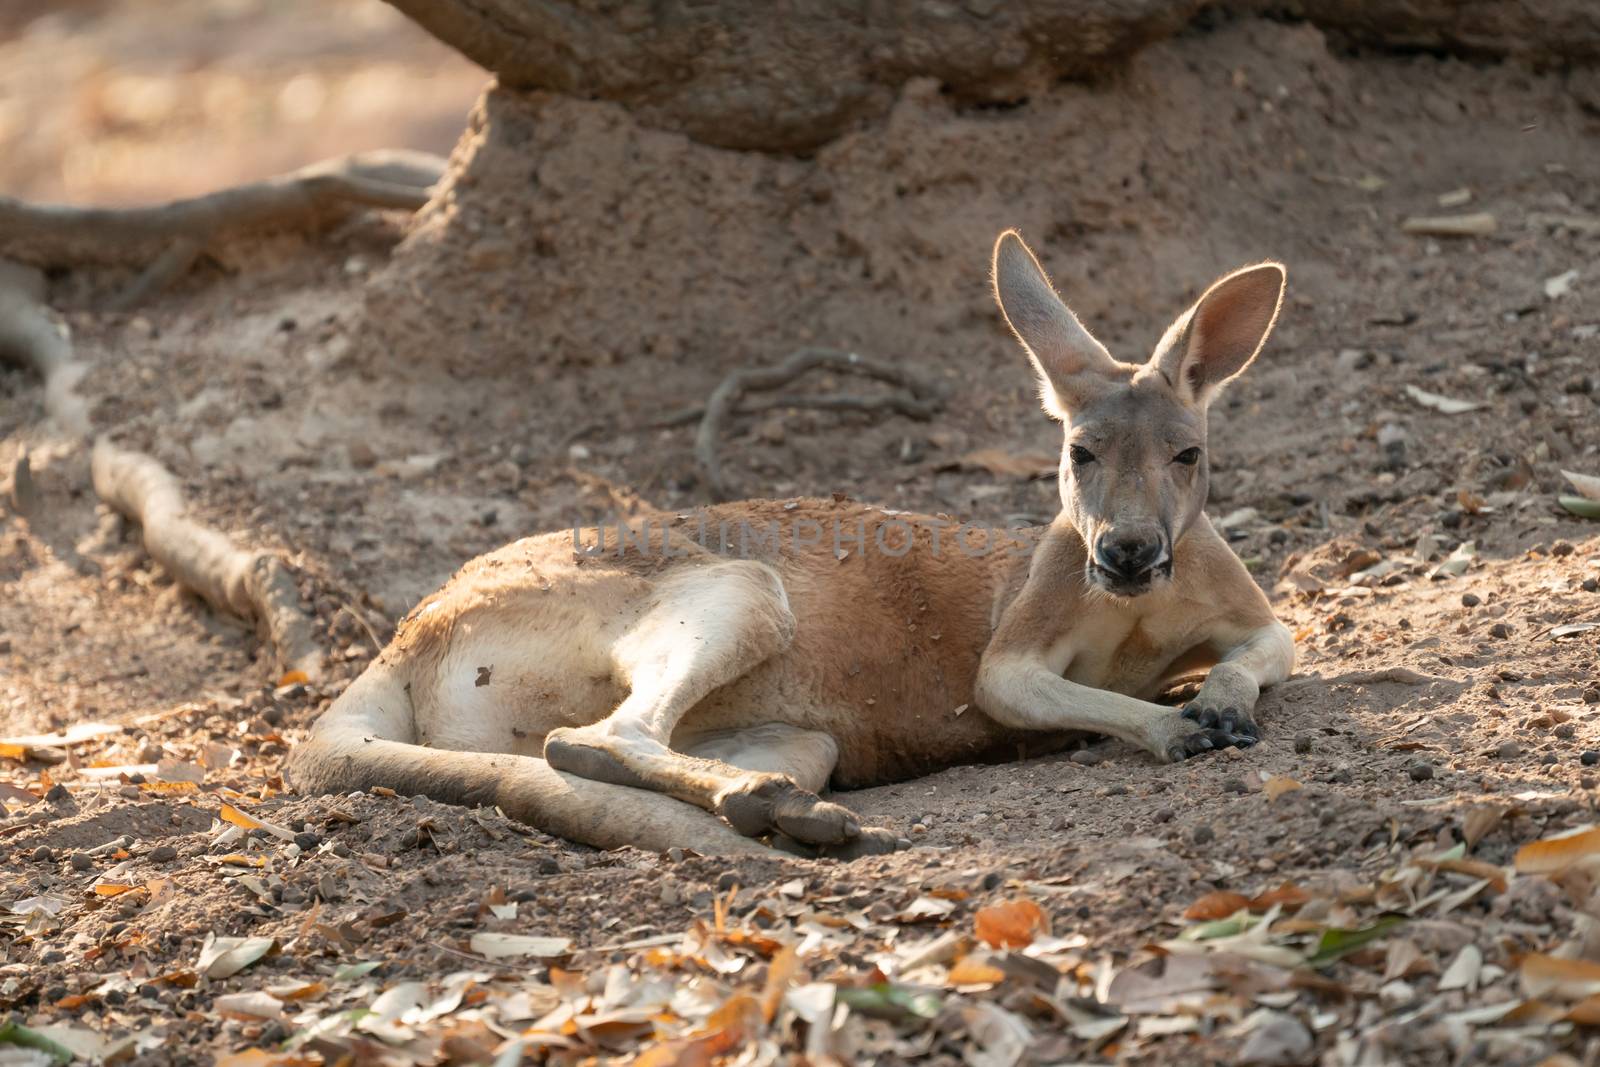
(991, 230, 1284, 599)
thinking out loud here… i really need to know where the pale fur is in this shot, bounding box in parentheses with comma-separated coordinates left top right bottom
(286, 232, 1296, 857)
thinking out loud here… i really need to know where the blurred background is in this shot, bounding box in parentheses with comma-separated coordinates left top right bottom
(0, 0, 483, 204)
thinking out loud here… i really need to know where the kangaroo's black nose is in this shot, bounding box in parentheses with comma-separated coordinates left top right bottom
(1095, 534, 1164, 581)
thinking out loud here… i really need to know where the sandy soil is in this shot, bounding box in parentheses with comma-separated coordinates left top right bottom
(4, 4, 1600, 1066)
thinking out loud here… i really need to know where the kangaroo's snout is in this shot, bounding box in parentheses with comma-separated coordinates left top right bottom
(1091, 528, 1170, 593)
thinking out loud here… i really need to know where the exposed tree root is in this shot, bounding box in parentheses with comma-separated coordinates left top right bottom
(1, 254, 323, 680)
(0, 150, 446, 307)
(0, 260, 90, 438)
(691, 347, 940, 500)
(91, 440, 323, 681)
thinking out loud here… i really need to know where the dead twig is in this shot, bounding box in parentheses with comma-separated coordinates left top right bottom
(0, 150, 445, 307)
(91, 439, 323, 681)
(693, 347, 939, 500)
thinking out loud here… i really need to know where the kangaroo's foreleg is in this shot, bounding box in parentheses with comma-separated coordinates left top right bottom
(1180, 620, 1295, 740)
(977, 655, 1225, 762)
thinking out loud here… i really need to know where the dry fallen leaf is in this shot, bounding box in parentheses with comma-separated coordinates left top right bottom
(468, 932, 573, 959)
(1514, 826, 1600, 875)
(1183, 891, 1252, 921)
(1521, 953, 1600, 1000)
(1405, 384, 1482, 415)
(947, 955, 1007, 986)
(197, 935, 277, 979)
(1262, 776, 1302, 801)
(974, 898, 1048, 948)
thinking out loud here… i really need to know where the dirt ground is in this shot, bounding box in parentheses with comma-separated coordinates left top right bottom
(4, 2, 1600, 1065)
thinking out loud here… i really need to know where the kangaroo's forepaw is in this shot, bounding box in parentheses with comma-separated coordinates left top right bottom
(718, 776, 860, 845)
(1164, 716, 1260, 758)
(1181, 702, 1259, 740)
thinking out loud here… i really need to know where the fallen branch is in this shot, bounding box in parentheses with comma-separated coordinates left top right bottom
(0, 150, 446, 304)
(693, 347, 939, 500)
(91, 439, 322, 681)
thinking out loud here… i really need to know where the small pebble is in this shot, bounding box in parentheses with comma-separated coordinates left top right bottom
(1488, 622, 1512, 639)
(69, 853, 93, 871)
(1102, 784, 1129, 797)
(1555, 723, 1577, 740)
(1294, 733, 1314, 754)
(1221, 777, 1248, 794)
(1584, 577, 1599, 593)
(1461, 592, 1481, 607)
(1069, 749, 1102, 766)
(43, 784, 71, 804)
(1542, 753, 1559, 765)
(1192, 826, 1215, 844)
(293, 832, 321, 851)
(1584, 687, 1600, 705)
(31, 846, 53, 863)
(1582, 751, 1600, 767)
(1497, 740, 1522, 760)
(149, 845, 178, 863)
(1153, 808, 1175, 823)
(1407, 761, 1435, 782)
(1553, 540, 1575, 557)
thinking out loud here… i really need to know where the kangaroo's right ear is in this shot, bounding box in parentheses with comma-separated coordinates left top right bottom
(992, 230, 1118, 417)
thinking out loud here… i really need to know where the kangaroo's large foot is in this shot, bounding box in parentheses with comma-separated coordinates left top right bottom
(716, 774, 861, 845)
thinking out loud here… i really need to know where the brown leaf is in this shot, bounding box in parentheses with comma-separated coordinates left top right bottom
(1462, 805, 1504, 849)
(1521, 953, 1600, 1000)
(975, 898, 1049, 948)
(947, 956, 1007, 986)
(1514, 827, 1600, 875)
(1249, 883, 1311, 913)
(1183, 891, 1252, 921)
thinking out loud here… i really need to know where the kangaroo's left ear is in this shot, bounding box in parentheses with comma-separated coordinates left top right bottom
(1151, 262, 1285, 407)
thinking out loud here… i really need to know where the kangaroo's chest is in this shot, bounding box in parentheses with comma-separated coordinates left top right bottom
(1056, 594, 1204, 698)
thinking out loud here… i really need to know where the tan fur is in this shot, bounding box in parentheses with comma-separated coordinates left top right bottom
(286, 232, 1296, 857)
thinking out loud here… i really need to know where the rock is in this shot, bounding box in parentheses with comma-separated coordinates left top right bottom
(1488, 622, 1512, 639)
(293, 832, 321, 851)
(69, 852, 93, 871)
(1584, 687, 1600, 705)
(1497, 740, 1522, 760)
(1221, 777, 1248, 794)
(1153, 808, 1175, 823)
(1584, 577, 1599, 593)
(1461, 592, 1480, 607)
(1553, 540, 1575, 557)
(1582, 751, 1600, 767)
(1556, 723, 1577, 740)
(149, 845, 178, 863)
(1237, 1010, 1313, 1065)
(1192, 826, 1215, 844)
(1294, 733, 1314, 754)
(1069, 748, 1103, 766)
(386, 0, 1600, 151)
(43, 784, 71, 805)
(1407, 761, 1435, 782)
(31, 846, 53, 863)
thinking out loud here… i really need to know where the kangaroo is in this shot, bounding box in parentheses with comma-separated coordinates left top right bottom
(286, 231, 1295, 857)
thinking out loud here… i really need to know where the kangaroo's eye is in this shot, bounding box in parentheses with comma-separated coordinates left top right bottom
(1174, 447, 1201, 466)
(1068, 445, 1096, 467)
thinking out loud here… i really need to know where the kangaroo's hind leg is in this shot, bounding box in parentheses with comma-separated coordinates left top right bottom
(542, 560, 875, 849)
(680, 723, 904, 858)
